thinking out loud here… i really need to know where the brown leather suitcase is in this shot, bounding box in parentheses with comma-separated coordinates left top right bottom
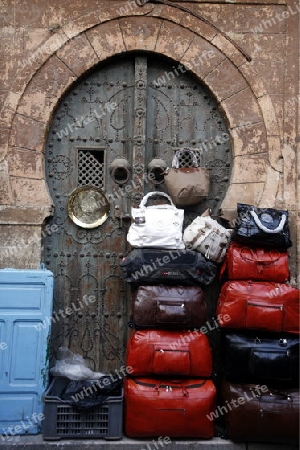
(216, 281, 300, 334)
(221, 381, 299, 444)
(126, 329, 212, 377)
(124, 377, 216, 438)
(132, 285, 207, 328)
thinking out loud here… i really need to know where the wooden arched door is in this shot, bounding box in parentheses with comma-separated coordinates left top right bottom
(44, 53, 232, 372)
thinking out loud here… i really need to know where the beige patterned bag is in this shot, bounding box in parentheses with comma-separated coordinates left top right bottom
(183, 209, 233, 263)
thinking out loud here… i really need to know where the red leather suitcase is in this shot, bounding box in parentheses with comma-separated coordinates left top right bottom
(132, 285, 207, 328)
(221, 242, 290, 282)
(124, 377, 216, 438)
(126, 329, 212, 377)
(221, 381, 299, 445)
(216, 281, 300, 334)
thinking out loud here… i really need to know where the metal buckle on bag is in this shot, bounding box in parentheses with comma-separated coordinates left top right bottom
(260, 213, 274, 224)
(134, 216, 146, 224)
(279, 338, 287, 346)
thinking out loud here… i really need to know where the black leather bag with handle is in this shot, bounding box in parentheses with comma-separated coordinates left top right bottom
(233, 203, 292, 249)
(224, 331, 299, 386)
(120, 248, 218, 286)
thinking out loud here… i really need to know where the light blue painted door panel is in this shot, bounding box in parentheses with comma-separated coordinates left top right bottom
(0, 320, 6, 382)
(10, 321, 41, 384)
(0, 394, 40, 434)
(0, 269, 53, 436)
(0, 286, 44, 310)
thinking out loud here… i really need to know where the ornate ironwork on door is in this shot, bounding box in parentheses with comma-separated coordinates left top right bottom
(44, 54, 232, 373)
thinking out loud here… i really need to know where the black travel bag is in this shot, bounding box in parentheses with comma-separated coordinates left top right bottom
(119, 248, 218, 286)
(224, 331, 299, 386)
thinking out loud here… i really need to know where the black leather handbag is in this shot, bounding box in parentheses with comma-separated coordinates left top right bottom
(224, 331, 299, 385)
(233, 203, 292, 249)
(119, 248, 218, 286)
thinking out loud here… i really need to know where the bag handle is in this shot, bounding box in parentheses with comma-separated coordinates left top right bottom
(172, 148, 198, 169)
(249, 210, 287, 234)
(261, 388, 293, 401)
(240, 247, 281, 264)
(139, 191, 176, 209)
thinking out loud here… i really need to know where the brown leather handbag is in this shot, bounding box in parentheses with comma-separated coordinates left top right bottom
(124, 377, 216, 438)
(217, 281, 300, 334)
(221, 242, 290, 282)
(132, 285, 207, 329)
(126, 329, 212, 377)
(221, 381, 299, 444)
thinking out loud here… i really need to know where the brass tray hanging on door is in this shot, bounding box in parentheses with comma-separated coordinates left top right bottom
(68, 185, 110, 229)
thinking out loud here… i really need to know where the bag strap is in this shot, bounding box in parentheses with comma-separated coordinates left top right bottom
(172, 148, 198, 169)
(249, 210, 287, 234)
(263, 388, 293, 400)
(139, 191, 175, 209)
(240, 247, 281, 264)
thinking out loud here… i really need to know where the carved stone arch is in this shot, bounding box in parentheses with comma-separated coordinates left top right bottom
(5, 14, 281, 223)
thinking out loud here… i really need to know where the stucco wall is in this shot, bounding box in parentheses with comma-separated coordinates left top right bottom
(0, 0, 299, 285)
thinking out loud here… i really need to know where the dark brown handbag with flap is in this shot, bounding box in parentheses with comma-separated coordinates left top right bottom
(132, 285, 207, 329)
(221, 381, 299, 444)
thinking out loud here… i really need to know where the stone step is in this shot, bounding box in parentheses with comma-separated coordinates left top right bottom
(0, 435, 297, 450)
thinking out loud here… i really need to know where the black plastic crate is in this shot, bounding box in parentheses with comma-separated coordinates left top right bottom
(43, 377, 123, 440)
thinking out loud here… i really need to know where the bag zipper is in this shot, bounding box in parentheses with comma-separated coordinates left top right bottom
(158, 300, 186, 307)
(247, 302, 283, 310)
(154, 348, 189, 353)
(253, 349, 290, 357)
(134, 379, 206, 389)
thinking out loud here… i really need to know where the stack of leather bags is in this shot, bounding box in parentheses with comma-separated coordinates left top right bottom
(120, 192, 219, 439)
(216, 203, 299, 445)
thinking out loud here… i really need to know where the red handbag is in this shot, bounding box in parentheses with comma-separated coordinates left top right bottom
(216, 281, 300, 334)
(221, 242, 290, 282)
(126, 329, 212, 377)
(124, 377, 216, 438)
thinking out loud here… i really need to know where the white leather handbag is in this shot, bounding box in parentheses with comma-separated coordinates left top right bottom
(183, 209, 233, 262)
(127, 192, 185, 249)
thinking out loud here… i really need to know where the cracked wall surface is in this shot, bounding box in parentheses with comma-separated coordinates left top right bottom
(0, 0, 299, 283)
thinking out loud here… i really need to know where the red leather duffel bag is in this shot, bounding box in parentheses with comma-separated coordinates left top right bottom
(132, 285, 207, 329)
(217, 281, 300, 334)
(126, 329, 212, 377)
(124, 377, 216, 438)
(221, 242, 290, 282)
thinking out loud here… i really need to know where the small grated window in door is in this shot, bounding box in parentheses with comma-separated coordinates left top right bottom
(173, 148, 206, 168)
(78, 148, 105, 188)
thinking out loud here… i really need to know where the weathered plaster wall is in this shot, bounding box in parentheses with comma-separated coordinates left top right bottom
(0, 0, 299, 284)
